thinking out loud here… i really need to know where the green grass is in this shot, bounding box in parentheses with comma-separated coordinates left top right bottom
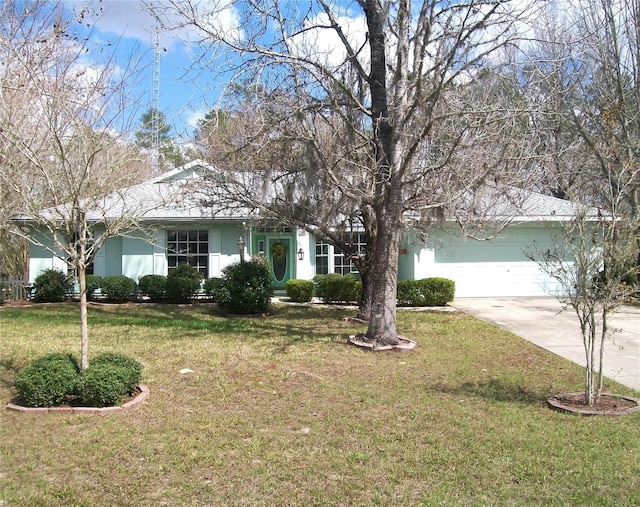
(1, 302, 639, 506)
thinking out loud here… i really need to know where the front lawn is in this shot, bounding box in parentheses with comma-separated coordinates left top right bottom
(1, 303, 639, 506)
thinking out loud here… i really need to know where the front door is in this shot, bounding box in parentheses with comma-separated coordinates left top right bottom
(268, 238, 292, 289)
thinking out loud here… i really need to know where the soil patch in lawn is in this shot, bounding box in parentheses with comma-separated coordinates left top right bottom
(547, 392, 640, 416)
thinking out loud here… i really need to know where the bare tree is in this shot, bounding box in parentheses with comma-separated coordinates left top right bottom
(521, 0, 640, 404)
(155, 0, 534, 345)
(0, 0, 151, 368)
(522, 0, 640, 254)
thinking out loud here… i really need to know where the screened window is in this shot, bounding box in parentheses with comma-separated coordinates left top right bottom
(167, 230, 209, 276)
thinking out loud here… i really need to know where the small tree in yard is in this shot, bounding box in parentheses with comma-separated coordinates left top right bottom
(528, 206, 638, 406)
(0, 1, 152, 369)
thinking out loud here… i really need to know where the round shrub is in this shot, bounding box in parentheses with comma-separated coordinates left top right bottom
(286, 279, 314, 302)
(85, 274, 103, 301)
(33, 269, 71, 303)
(204, 277, 225, 302)
(89, 352, 143, 393)
(14, 353, 80, 407)
(219, 257, 272, 314)
(138, 274, 167, 301)
(166, 263, 202, 302)
(79, 364, 131, 407)
(101, 275, 136, 302)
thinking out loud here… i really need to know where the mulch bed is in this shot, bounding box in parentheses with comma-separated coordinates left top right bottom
(548, 392, 640, 416)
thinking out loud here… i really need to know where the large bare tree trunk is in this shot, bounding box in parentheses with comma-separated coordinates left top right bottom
(361, 0, 402, 345)
(365, 188, 403, 345)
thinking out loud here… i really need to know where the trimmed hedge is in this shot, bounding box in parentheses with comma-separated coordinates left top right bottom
(33, 269, 71, 303)
(138, 274, 167, 301)
(85, 275, 103, 301)
(14, 353, 80, 407)
(14, 352, 143, 408)
(79, 364, 132, 407)
(203, 277, 225, 302)
(314, 273, 361, 304)
(166, 263, 202, 302)
(101, 275, 136, 302)
(396, 277, 455, 306)
(286, 279, 314, 303)
(89, 352, 143, 393)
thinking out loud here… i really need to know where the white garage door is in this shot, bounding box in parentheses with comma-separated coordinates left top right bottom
(431, 225, 565, 298)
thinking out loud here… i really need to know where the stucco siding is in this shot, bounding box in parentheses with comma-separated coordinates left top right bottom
(122, 233, 154, 282)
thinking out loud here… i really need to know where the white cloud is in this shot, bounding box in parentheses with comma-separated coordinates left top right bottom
(64, 0, 242, 51)
(287, 12, 368, 70)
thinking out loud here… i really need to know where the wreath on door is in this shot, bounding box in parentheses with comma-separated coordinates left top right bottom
(271, 242, 286, 260)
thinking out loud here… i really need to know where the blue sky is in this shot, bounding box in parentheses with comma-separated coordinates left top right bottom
(65, 0, 224, 139)
(63, 0, 369, 140)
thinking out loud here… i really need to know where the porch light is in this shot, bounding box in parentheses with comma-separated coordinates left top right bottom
(238, 235, 245, 262)
(297, 247, 304, 261)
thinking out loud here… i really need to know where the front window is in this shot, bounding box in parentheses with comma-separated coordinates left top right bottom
(315, 241, 329, 275)
(167, 230, 209, 277)
(334, 232, 366, 275)
(315, 232, 366, 276)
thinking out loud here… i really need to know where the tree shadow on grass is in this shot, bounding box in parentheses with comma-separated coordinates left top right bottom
(0, 356, 24, 389)
(432, 378, 546, 406)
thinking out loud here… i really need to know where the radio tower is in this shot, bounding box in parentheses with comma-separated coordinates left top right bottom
(151, 23, 161, 175)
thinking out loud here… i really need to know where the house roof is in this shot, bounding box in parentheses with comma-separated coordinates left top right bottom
(487, 186, 600, 222)
(15, 160, 601, 225)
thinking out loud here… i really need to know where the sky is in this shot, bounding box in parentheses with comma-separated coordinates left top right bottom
(65, 0, 226, 139)
(62, 0, 369, 140)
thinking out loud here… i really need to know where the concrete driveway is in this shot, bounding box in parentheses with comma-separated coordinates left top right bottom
(451, 297, 640, 393)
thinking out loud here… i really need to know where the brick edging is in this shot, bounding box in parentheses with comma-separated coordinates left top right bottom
(6, 385, 149, 414)
(547, 392, 640, 416)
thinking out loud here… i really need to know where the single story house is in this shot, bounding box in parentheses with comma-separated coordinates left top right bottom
(23, 160, 594, 297)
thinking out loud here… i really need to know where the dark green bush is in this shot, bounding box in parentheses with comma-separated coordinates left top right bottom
(314, 273, 361, 303)
(219, 257, 272, 314)
(14, 353, 80, 407)
(33, 269, 71, 303)
(101, 275, 136, 302)
(79, 364, 131, 407)
(89, 353, 143, 393)
(166, 264, 202, 302)
(85, 275, 103, 301)
(397, 277, 455, 306)
(203, 277, 225, 301)
(138, 274, 167, 301)
(286, 279, 314, 302)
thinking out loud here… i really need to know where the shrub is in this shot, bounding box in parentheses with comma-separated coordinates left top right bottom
(286, 279, 314, 303)
(166, 264, 202, 302)
(85, 275, 103, 301)
(101, 275, 136, 302)
(397, 278, 455, 306)
(138, 274, 167, 301)
(14, 353, 80, 407)
(219, 257, 272, 314)
(33, 269, 71, 303)
(203, 277, 225, 302)
(314, 273, 361, 303)
(79, 364, 131, 407)
(89, 352, 143, 393)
